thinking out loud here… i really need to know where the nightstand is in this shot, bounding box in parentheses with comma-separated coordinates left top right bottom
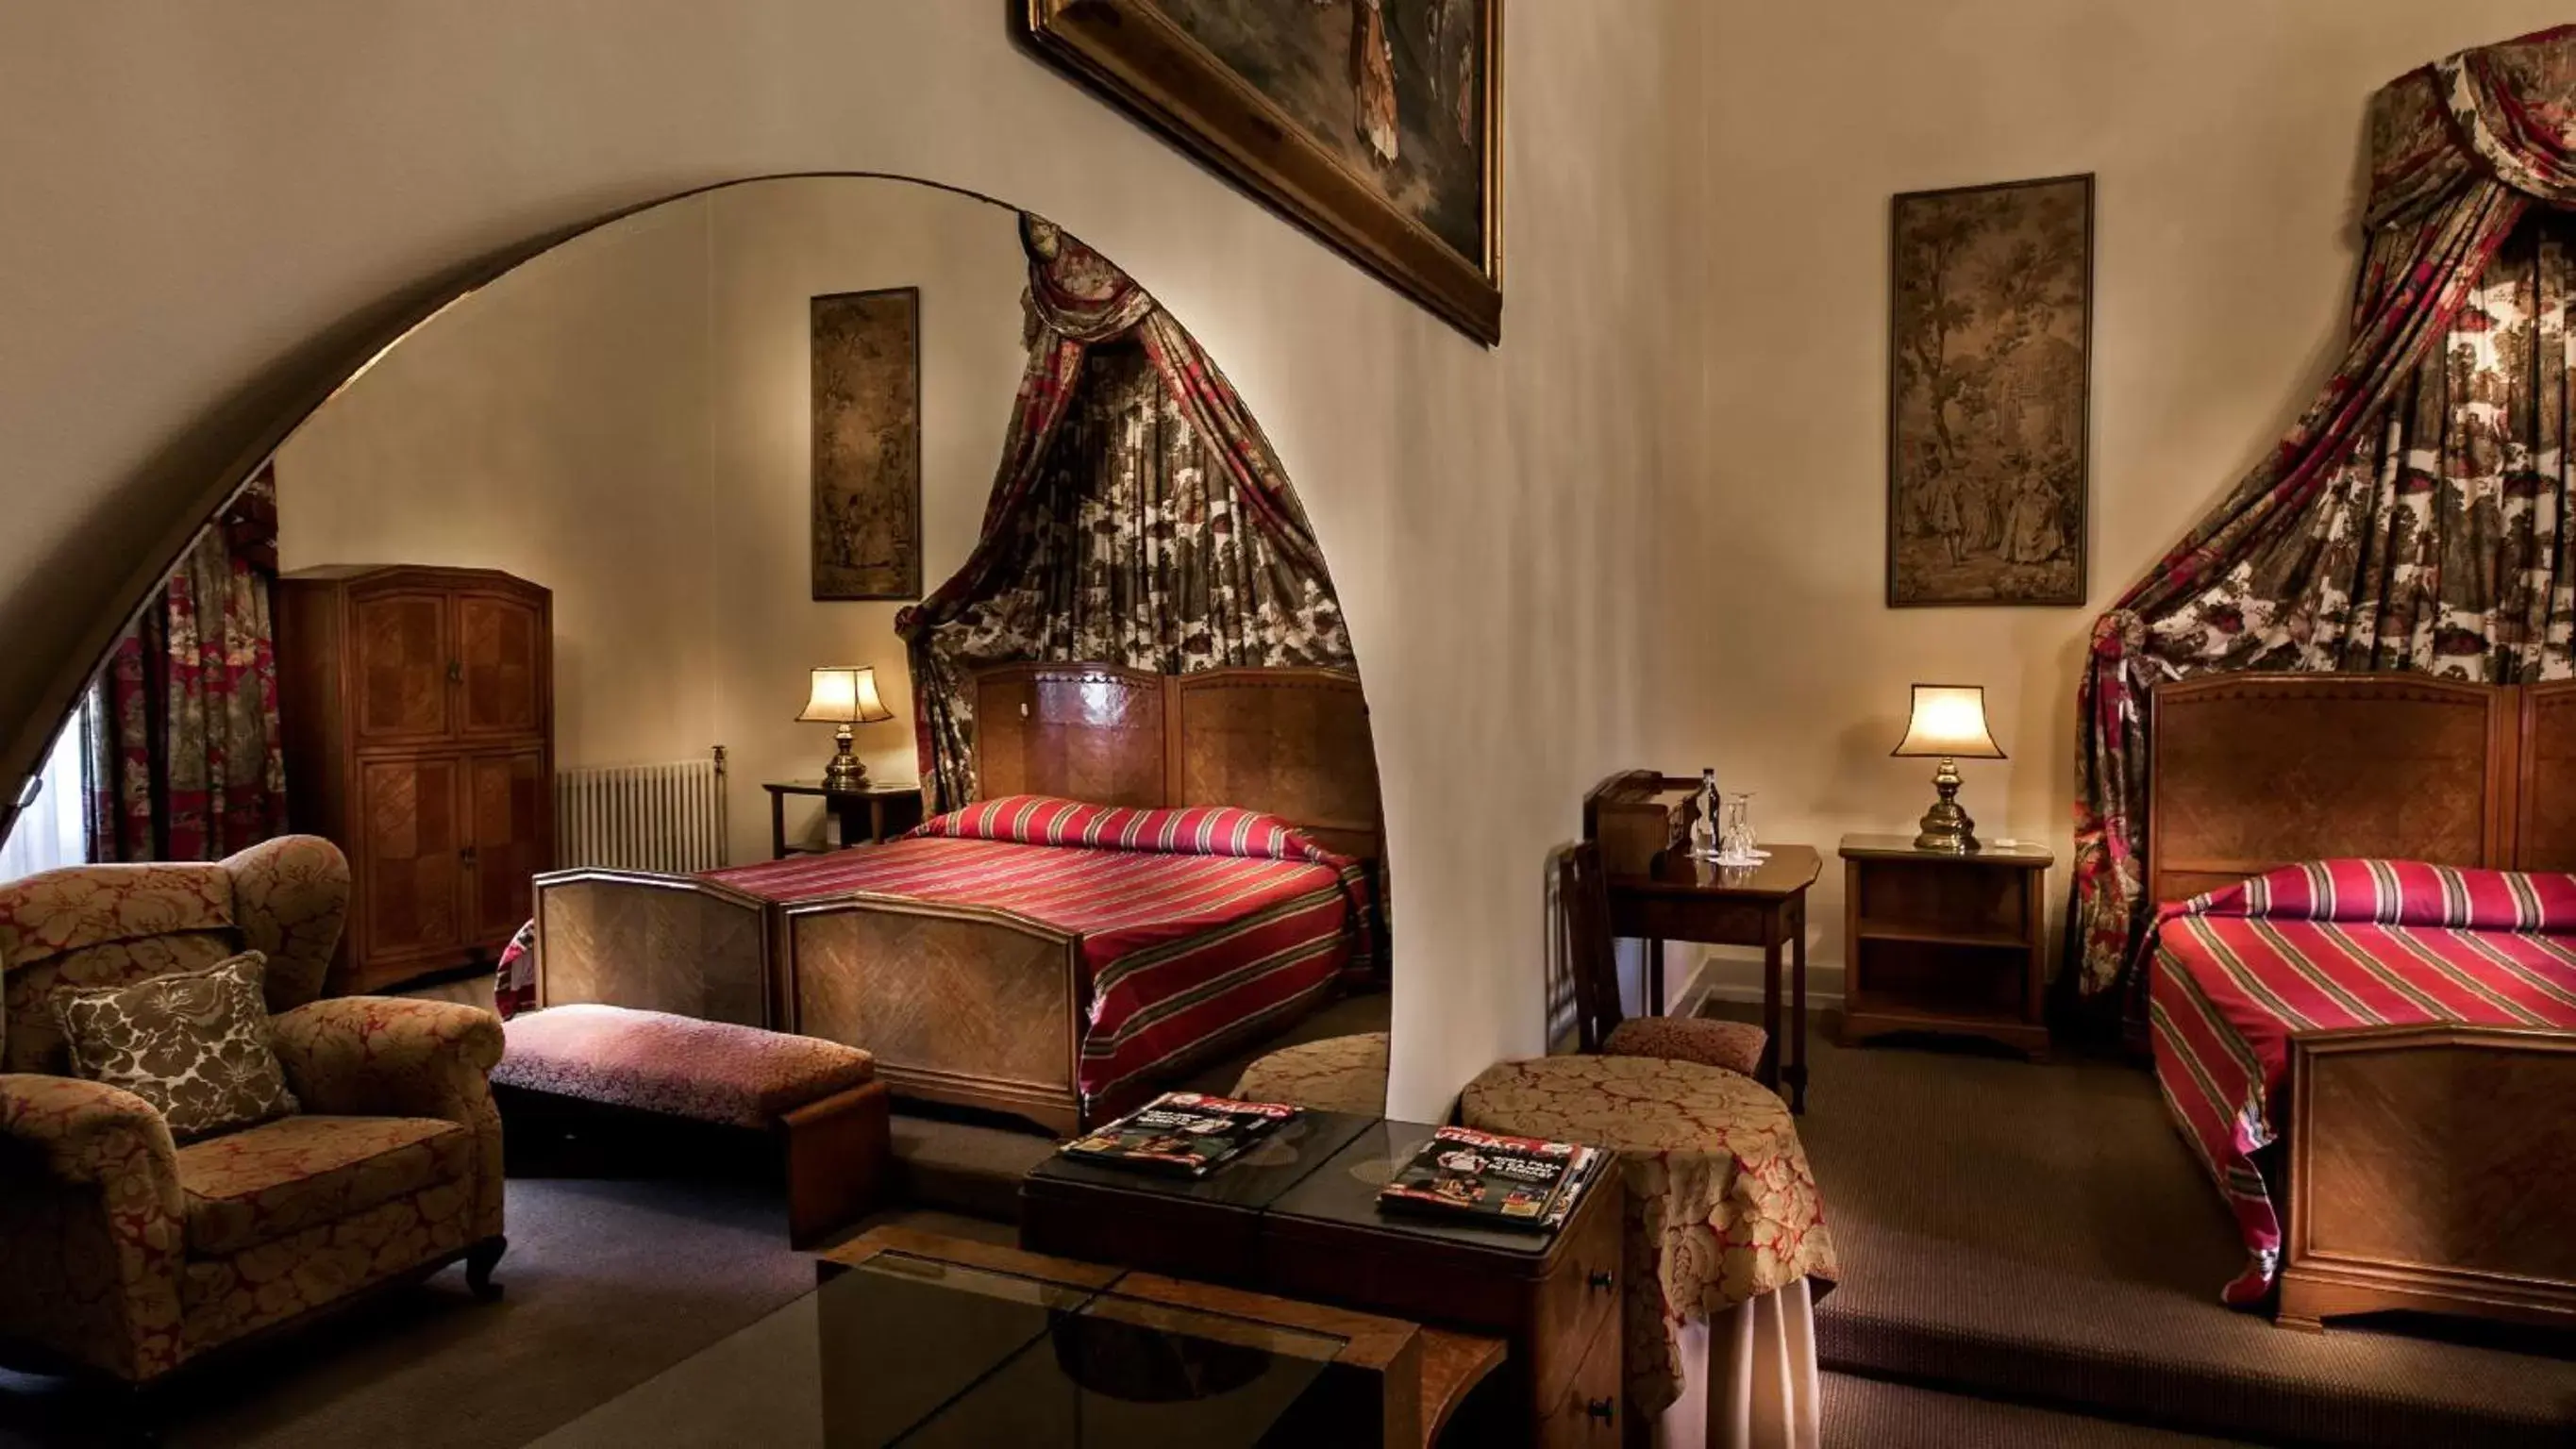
(762, 779, 925, 858)
(1838, 833, 2052, 1058)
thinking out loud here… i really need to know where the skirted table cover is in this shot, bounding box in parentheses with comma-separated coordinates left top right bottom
(1463, 1054, 1837, 1441)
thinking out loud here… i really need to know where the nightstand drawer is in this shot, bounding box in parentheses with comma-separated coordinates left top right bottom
(1527, 1176, 1623, 1406)
(1536, 1316, 1624, 1449)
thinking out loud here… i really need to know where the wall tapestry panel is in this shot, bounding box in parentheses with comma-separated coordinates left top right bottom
(811, 287, 923, 601)
(1887, 174, 2092, 608)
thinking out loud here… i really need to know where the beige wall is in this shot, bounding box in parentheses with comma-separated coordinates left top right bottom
(4, 1, 2561, 1112)
(1661, 0, 2574, 1002)
(0, 0, 1711, 1118)
(276, 179, 1027, 863)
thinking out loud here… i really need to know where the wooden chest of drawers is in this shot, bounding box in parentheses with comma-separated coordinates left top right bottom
(1023, 1115, 1626, 1447)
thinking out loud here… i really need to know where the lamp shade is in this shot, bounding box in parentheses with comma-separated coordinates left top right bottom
(1891, 684, 2005, 759)
(797, 666, 895, 725)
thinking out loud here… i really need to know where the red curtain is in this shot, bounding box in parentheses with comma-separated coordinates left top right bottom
(2067, 26, 2576, 1011)
(85, 467, 289, 862)
(897, 218, 1355, 810)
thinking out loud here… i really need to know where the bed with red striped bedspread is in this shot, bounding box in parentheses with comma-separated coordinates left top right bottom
(700, 796, 1374, 1108)
(2149, 858, 2576, 1305)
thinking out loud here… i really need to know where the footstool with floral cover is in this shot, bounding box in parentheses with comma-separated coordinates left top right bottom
(1464, 1053, 1836, 1449)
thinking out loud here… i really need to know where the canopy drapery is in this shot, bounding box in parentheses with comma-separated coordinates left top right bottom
(2069, 27, 2576, 1008)
(897, 218, 1355, 810)
(84, 466, 289, 863)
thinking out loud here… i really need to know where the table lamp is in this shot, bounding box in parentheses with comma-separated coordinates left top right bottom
(798, 666, 895, 791)
(1891, 683, 2005, 854)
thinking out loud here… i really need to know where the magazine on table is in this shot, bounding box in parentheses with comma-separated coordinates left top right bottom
(1057, 1091, 1299, 1178)
(1376, 1125, 1604, 1233)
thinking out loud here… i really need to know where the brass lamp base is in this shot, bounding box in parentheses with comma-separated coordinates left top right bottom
(1913, 756, 1980, 854)
(820, 724, 870, 792)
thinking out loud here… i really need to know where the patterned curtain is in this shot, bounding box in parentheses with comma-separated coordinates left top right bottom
(83, 467, 289, 862)
(899, 218, 1355, 810)
(2067, 26, 2576, 1010)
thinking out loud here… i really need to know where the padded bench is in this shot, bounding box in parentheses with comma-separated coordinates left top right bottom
(493, 1004, 891, 1247)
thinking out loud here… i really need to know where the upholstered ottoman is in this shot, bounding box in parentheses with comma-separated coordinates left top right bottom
(1231, 1030, 1389, 1117)
(493, 1005, 890, 1247)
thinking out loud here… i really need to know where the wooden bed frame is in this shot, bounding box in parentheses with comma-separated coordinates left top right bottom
(531, 663, 1382, 1136)
(2148, 673, 2576, 1331)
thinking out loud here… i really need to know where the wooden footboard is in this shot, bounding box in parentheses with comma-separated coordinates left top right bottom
(531, 869, 773, 1027)
(781, 894, 1088, 1136)
(2281, 1024, 2576, 1329)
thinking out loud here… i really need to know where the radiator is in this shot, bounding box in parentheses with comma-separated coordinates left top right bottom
(555, 747, 729, 873)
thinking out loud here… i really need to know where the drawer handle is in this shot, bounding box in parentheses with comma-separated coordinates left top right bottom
(1588, 1269, 1614, 1292)
(1586, 1397, 1615, 1424)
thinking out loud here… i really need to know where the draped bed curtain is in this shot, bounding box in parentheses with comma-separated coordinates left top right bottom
(2069, 28, 2576, 1009)
(898, 217, 1356, 810)
(84, 466, 289, 862)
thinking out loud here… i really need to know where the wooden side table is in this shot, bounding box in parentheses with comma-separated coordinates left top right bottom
(762, 779, 925, 858)
(1602, 844, 1821, 1112)
(1837, 833, 2053, 1058)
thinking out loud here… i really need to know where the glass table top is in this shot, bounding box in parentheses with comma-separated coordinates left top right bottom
(530, 1250, 1361, 1448)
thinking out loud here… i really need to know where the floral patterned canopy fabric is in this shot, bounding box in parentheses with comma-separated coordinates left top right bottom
(898, 217, 1355, 810)
(2069, 27, 2576, 1008)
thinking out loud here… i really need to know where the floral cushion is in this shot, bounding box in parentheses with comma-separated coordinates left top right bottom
(494, 1005, 874, 1130)
(1232, 1031, 1388, 1116)
(1603, 1016, 1767, 1078)
(175, 1114, 469, 1257)
(1462, 1054, 1836, 1423)
(51, 952, 298, 1141)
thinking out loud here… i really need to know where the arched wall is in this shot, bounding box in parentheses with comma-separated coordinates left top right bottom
(0, 1, 1714, 1118)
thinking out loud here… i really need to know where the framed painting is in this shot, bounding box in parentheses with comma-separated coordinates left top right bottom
(1020, 0, 1502, 344)
(1886, 174, 2093, 608)
(811, 286, 922, 602)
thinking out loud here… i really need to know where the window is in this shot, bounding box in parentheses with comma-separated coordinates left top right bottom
(0, 706, 91, 883)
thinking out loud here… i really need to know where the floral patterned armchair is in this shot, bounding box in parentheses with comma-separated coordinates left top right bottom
(0, 835, 506, 1385)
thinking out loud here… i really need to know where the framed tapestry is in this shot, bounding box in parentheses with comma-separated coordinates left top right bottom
(811, 286, 922, 601)
(1886, 174, 2093, 608)
(1020, 0, 1502, 345)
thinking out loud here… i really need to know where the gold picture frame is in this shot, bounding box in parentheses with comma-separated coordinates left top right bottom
(1021, 0, 1503, 345)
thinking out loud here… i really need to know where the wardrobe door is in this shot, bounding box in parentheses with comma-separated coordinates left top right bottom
(465, 747, 548, 950)
(352, 591, 453, 744)
(355, 755, 465, 980)
(456, 590, 544, 740)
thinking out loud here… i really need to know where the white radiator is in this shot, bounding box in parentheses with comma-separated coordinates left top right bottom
(555, 747, 729, 873)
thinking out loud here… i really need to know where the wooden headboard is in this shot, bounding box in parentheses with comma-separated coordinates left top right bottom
(969, 662, 1384, 862)
(2146, 673, 2576, 905)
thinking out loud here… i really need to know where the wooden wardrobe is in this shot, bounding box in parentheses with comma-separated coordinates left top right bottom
(276, 565, 553, 994)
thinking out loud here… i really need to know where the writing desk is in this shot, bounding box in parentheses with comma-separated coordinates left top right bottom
(1605, 844, 1821, 1112)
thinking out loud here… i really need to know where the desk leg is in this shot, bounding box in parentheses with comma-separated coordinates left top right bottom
(1760, 912, 1784, 1096)
(770, 794, 790, 860)
(1645, 937, 1665, 1016)
(866, 798, 887, 845)
(1787, 898, 1809, 1114)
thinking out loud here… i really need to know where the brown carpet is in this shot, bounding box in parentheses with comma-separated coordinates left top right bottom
(1822, 1372, 2257, 1447)
(1773, 1017, 2576, 1446)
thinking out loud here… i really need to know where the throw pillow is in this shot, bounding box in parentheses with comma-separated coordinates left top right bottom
(51, 950, 301, 1141)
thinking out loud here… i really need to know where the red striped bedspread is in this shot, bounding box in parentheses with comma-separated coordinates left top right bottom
(2149, 858, 2576, 1305)
(703, 796, 1374, 1107)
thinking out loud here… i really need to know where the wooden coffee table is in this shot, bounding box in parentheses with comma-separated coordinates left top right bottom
(1024, 1116, 1624, 1446)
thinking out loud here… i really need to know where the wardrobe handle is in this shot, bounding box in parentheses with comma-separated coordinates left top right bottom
(1588, 1269, 1614, 1292)
(1585, 1397, 1615, 1424)
(448, 659, 463, 684)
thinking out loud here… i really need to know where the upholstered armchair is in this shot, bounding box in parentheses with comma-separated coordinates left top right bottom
(0, 836, 506, 1386)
